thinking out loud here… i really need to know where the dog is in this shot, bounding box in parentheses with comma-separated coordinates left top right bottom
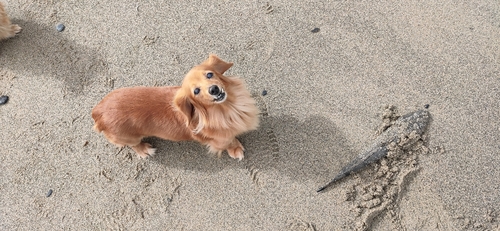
(0, 2, 21, 41)
(92, 55, 260, 160)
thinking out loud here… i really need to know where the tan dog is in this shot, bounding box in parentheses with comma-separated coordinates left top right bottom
(92, 55, 260, 160)
(0, 2, 21, 41)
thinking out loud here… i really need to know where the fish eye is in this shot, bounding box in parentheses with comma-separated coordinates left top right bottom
(206, 72, 213, 79)
(194, 88, 200, 95)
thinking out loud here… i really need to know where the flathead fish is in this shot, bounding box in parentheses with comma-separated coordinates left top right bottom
(317, 109, 431, 192)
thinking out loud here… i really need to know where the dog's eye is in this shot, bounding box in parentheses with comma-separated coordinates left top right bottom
(206, 72, 213, 79)
(193, 88, 200, 95)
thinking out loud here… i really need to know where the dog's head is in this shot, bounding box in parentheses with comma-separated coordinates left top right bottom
(174, 54, 234, 132)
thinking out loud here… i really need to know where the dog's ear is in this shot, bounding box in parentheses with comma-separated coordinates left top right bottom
(174, 91, 195, 126)
(202, 54, 234, 74)
(174, 90, 207, 133)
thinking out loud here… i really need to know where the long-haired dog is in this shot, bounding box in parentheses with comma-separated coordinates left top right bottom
(0, 2, 21, 41)
(92, 55, 260, 160)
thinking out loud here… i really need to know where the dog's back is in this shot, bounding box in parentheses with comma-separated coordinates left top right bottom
(92, 86, 193, 144)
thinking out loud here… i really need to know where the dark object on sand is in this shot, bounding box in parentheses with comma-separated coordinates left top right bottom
(311, 28, 320, 33)
(262, 89, 268, 96)
(46, 189, 53, 197)
(317, 110, 431, 192)
(56, 23, 65, 32)
(0, 95, 9, 105)
(424, 104, 430, 109)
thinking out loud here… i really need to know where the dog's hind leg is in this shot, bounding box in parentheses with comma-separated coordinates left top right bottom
(102, 132, 155, 158)
(131, 142, 156, 159)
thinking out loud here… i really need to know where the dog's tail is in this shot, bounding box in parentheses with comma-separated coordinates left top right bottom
(91, 110, 104, 133)
(93, 123, 103, 133)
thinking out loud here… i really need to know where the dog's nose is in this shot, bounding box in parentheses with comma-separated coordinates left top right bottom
(208, 85, 220, 96)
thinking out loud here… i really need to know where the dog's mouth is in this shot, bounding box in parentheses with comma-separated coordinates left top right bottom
(213, 91, 226, 103)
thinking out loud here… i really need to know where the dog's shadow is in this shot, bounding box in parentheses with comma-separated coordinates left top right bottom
(0, 20, 108, 95)
(149, 113, 356, 185)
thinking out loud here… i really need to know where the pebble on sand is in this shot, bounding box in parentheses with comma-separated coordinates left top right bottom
(262, 90, 268, 96)
(311, 28, 320, 33)
(56, 24, 65, 32)
(0, 95, 9, 105)
(46, 189, 53, 197)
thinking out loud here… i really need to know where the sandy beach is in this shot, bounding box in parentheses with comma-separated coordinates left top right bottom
(1, 0, 499, 230)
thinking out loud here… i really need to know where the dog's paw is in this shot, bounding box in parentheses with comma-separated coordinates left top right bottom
(227, 146, 244, 161)
(11, 24, 21, 34)
(145, 146, 157, 157)
(132, 142, 156, 159)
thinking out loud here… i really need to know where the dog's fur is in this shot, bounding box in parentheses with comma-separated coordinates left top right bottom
(92, 55, 259, 160)
(0, 2, 21, 41)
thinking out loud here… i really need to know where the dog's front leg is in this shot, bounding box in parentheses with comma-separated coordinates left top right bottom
(225, 138, 244, 160)
(207, 137, 244, 160)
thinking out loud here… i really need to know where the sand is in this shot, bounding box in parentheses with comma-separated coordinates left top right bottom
(1, 0, 499, 230)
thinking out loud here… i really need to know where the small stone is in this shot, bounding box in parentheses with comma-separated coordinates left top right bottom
(362, 197, 381, 208)
(46, 189, 53, 197)
(56, 23, 65, 32)
(261, 90, 268, 96)
(378, 165, 389, 175)
(424, 104, 430, 109)
(0, 95, 8, 105)
(311, 28, 320, 33)
(361, 193, 374, 201)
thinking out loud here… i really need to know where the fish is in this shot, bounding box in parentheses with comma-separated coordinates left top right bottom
(317, 109, 431, 192)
